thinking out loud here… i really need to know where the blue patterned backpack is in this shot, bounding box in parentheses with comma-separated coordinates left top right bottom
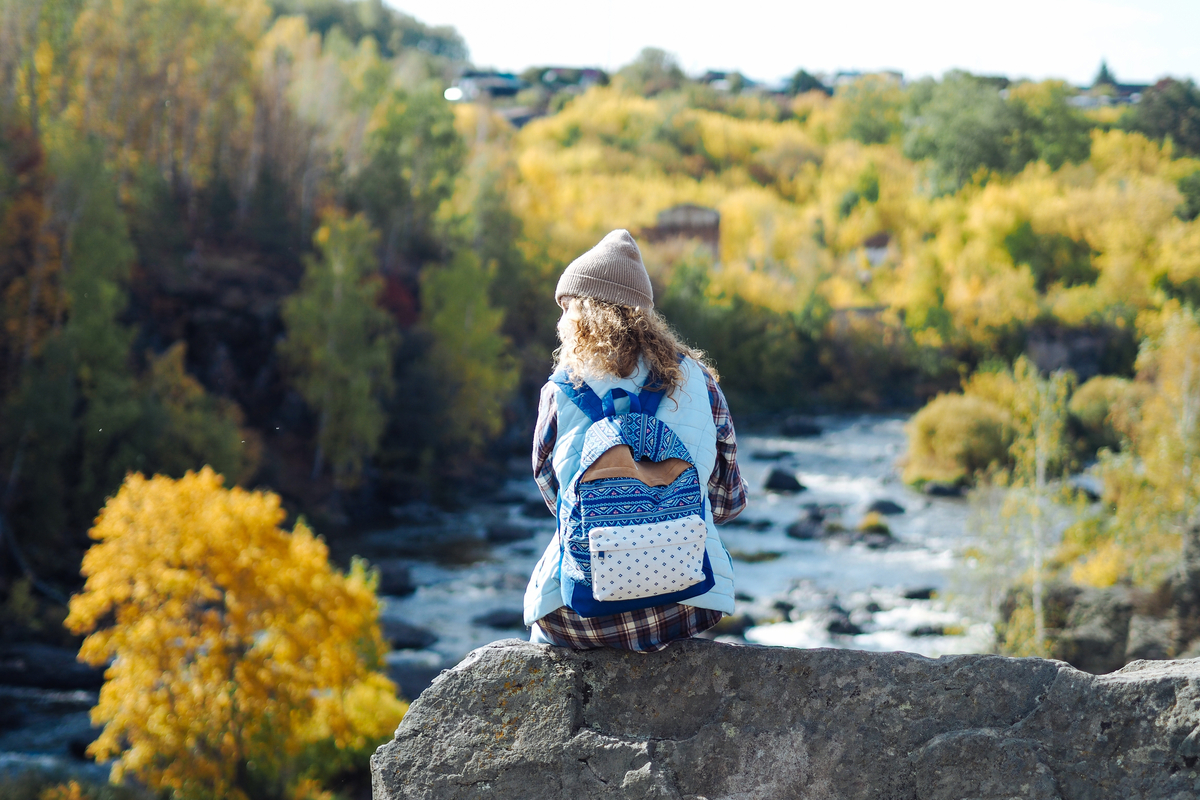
(552, 368, 715, 617)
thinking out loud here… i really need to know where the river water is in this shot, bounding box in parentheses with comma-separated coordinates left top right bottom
(1, 413, 998, 775)
(378, 414, 995, 697)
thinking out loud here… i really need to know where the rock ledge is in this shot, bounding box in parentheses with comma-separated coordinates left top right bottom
(371, 638, 1200, 800)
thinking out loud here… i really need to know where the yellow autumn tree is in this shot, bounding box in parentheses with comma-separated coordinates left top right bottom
(66, 468, 406, 800)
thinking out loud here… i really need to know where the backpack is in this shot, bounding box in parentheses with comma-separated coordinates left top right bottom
(552, 366, 715, 618)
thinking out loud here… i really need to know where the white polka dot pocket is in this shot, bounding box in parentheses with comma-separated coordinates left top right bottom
(587, 515, 708, 602)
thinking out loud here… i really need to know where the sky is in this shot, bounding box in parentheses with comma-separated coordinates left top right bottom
(389, 0, 1198, 87)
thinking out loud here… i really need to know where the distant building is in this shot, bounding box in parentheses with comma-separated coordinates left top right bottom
(1070, 76, 1149, 109)
(640, 204, 721, 260)
(449, 71, 528, 101)
(697, 71, 761, 94)
(524, 66, 608, 90)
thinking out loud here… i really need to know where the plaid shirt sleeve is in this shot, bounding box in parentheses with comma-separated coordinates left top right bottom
(703, 367, 749, 524)
(532, 382, 559, 511)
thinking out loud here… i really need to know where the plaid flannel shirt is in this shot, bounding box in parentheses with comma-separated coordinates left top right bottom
(537, 603, 723, 652)
(531, 365, 748, 523)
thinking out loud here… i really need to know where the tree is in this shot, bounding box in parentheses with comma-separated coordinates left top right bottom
(1122, 78, 1200, 157)
(268, 0, 468, 61)
(2, 136, 258, 583)
(66, 468, 406, 800)
(1066, 306, 1200, 589)
(418, 250, 516, 454)
(69, 0, 269, 197)
(1005, 358, 1073, 652)
(904, 71, 1015, 188)
(788, 69, 829, 96)
(279, 211, 397, 485)
(1006, 80, 1092, 170)
(834, 75, 904, 145)
(348, 88, 465, 273)
(138, 343, 258, 484)
(1179, 170, 1200, 222)
(1003, 221, 1097, 291)
(1094, 61, 1116, 87)
(616, 47, 685, 97)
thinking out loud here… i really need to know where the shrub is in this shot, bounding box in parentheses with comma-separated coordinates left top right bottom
(903, 393, 1015, 485)
(66, 468, 406, 800)
(1067, 375, 1142, 457)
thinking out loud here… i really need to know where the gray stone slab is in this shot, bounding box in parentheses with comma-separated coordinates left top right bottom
(371, 639, 1200, 800)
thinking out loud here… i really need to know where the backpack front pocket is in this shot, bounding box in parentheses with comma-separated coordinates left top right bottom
(588, 514, 707, 602)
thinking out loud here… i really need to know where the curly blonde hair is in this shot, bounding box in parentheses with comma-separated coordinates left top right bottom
(555, 296, 717, 394)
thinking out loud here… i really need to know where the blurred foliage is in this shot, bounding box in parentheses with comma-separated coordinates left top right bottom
(1065, 305, 1200, 587)
(616, 48, 686, 97)
(946, 307, 1200, 647)
(1121, 78, 1200, 157)
(1067, 374, 1143, 458)
(903, 392, 1014, 486)
(279, 212, 397, 486)
(833, 76, 904, 146)
(66, 468, 406, 800)
(1178, 169, 1200, 222)
(419, 250, 517, 455)
(268, 0, 467, 62)
(903, 72, 1090, 191)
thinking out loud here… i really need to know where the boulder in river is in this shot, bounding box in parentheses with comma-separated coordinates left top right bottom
(374, 559, 417, 597)
(785, 516, 824, 540)
(763, 468, 805, 493)
(371, 639, 1200, 800)
(866, 498, 905, 515)
(471, 609, 526, 630)
(922, 481, 964, 497)
(825, 608, 864, 636)
(701, 612, 756, 638)
(380, 618, 439, 650)
(910, 625, 946, 637)
(832, 526, 897, 550)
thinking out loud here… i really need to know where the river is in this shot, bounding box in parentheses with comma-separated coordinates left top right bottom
(1, 413, 998, 776)
(377, 413, 995, 699)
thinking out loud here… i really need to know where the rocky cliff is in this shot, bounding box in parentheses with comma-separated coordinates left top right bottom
(371, 639, 1200, 800)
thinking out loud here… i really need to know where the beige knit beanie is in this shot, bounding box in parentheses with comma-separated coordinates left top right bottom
(555, 229, 654, 309)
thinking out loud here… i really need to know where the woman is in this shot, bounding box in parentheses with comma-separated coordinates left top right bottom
(522, 229, 748, 652)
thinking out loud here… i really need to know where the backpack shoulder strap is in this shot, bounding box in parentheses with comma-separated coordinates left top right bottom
(550, 368, 605, 422)
(636, 353, 686, 418)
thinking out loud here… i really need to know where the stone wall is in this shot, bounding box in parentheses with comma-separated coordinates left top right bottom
(371, 638, 1200, 800)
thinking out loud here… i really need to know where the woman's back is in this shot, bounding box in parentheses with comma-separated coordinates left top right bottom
(523, 229, 747, 652)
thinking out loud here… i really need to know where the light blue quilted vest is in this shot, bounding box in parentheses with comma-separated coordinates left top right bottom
(523, 356, 736, 625)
